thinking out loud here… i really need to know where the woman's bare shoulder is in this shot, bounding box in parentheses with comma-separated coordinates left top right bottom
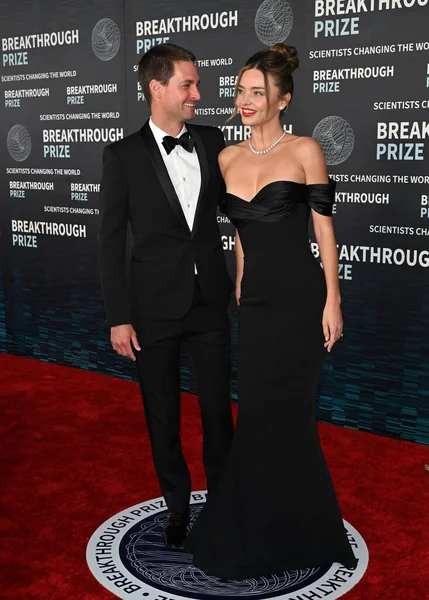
(218, 142, 246, 165)
(290, 136, 328, 180)
(290, 135, 323, 156)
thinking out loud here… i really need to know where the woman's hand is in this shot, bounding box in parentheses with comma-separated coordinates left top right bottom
(235, 230, 244, 307)
(322, 301, 343, 352)
(235, 282, 241, 306)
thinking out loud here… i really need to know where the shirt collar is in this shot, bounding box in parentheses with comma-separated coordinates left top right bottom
(149, 118, 187, 154)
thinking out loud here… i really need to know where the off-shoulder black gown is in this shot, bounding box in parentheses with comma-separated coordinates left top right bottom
(184, 180, 357, 579)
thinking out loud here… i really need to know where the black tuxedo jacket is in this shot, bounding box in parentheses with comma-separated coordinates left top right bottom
(98, 120, 232, 327)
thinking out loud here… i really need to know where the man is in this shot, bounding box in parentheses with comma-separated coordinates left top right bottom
(98, 44, 234, 548)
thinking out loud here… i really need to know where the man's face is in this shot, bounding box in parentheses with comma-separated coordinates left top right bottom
(158, 60, 201, 122)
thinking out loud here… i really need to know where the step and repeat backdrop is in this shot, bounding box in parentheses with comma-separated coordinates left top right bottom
(1, 0, 428, 444)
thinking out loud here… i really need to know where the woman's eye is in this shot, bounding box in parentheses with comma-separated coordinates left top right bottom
(237, 89, 243, 94)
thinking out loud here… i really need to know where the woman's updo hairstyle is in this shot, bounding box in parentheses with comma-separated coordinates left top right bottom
(269, 43, 299, 74)
(231, 43, 299, 119)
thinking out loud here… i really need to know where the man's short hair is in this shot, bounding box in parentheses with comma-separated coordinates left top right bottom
(138, 43, 196, 104)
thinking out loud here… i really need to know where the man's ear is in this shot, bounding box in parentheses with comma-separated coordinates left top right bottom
(149, 79, 163, 101)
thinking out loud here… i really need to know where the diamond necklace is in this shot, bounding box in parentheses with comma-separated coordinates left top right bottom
(249, 130, 287, 155)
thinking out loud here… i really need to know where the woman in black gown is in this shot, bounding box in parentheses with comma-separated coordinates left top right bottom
(184, 44, 357, 579)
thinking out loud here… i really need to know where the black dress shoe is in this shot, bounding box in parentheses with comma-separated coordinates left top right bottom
(163, 511, 189, 548)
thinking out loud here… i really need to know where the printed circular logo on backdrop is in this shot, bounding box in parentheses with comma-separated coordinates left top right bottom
(7, 124, 31, 162)
(87, 492, 368, 600)
(91, 18, 121, 61)
(255, 0, 294, 46)
(312, 117, 355, 166)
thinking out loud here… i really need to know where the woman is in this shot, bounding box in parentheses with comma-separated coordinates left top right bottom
(184, 43, 357, 579)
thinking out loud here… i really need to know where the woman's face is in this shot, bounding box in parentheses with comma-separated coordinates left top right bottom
(235, 68, 288, 126)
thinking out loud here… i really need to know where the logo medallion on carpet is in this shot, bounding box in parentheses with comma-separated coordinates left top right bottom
(87, 492, 369, 599)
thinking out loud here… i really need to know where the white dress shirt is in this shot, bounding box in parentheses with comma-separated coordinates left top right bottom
(149, 118, 201, 231)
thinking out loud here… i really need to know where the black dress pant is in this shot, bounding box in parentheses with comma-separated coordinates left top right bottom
(135, 278, 234, 513)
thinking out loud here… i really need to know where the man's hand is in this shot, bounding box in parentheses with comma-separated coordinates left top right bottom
(110, 324, 141, 361)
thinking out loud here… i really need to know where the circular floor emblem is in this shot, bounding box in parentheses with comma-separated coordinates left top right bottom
(87, 492, 368, 600)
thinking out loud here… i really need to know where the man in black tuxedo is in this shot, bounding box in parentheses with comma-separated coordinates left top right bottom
(98, 44, 234, 547)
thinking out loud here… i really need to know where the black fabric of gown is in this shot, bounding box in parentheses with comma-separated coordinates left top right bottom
(184, 180, 357, 579)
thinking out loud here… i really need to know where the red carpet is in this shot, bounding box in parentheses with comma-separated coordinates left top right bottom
(1, 353, 428, 599)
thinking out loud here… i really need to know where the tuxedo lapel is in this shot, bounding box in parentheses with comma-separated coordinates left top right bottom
(187, 125, 209, 240)
(140, 121, 190, 233)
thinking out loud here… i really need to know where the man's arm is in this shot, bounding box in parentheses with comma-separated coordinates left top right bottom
(214, 127, 227, 201)
(98, 145, 131, 328)
(98, 145, 141, 361)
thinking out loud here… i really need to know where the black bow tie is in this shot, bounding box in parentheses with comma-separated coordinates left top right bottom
(162, 132, 195, 155)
